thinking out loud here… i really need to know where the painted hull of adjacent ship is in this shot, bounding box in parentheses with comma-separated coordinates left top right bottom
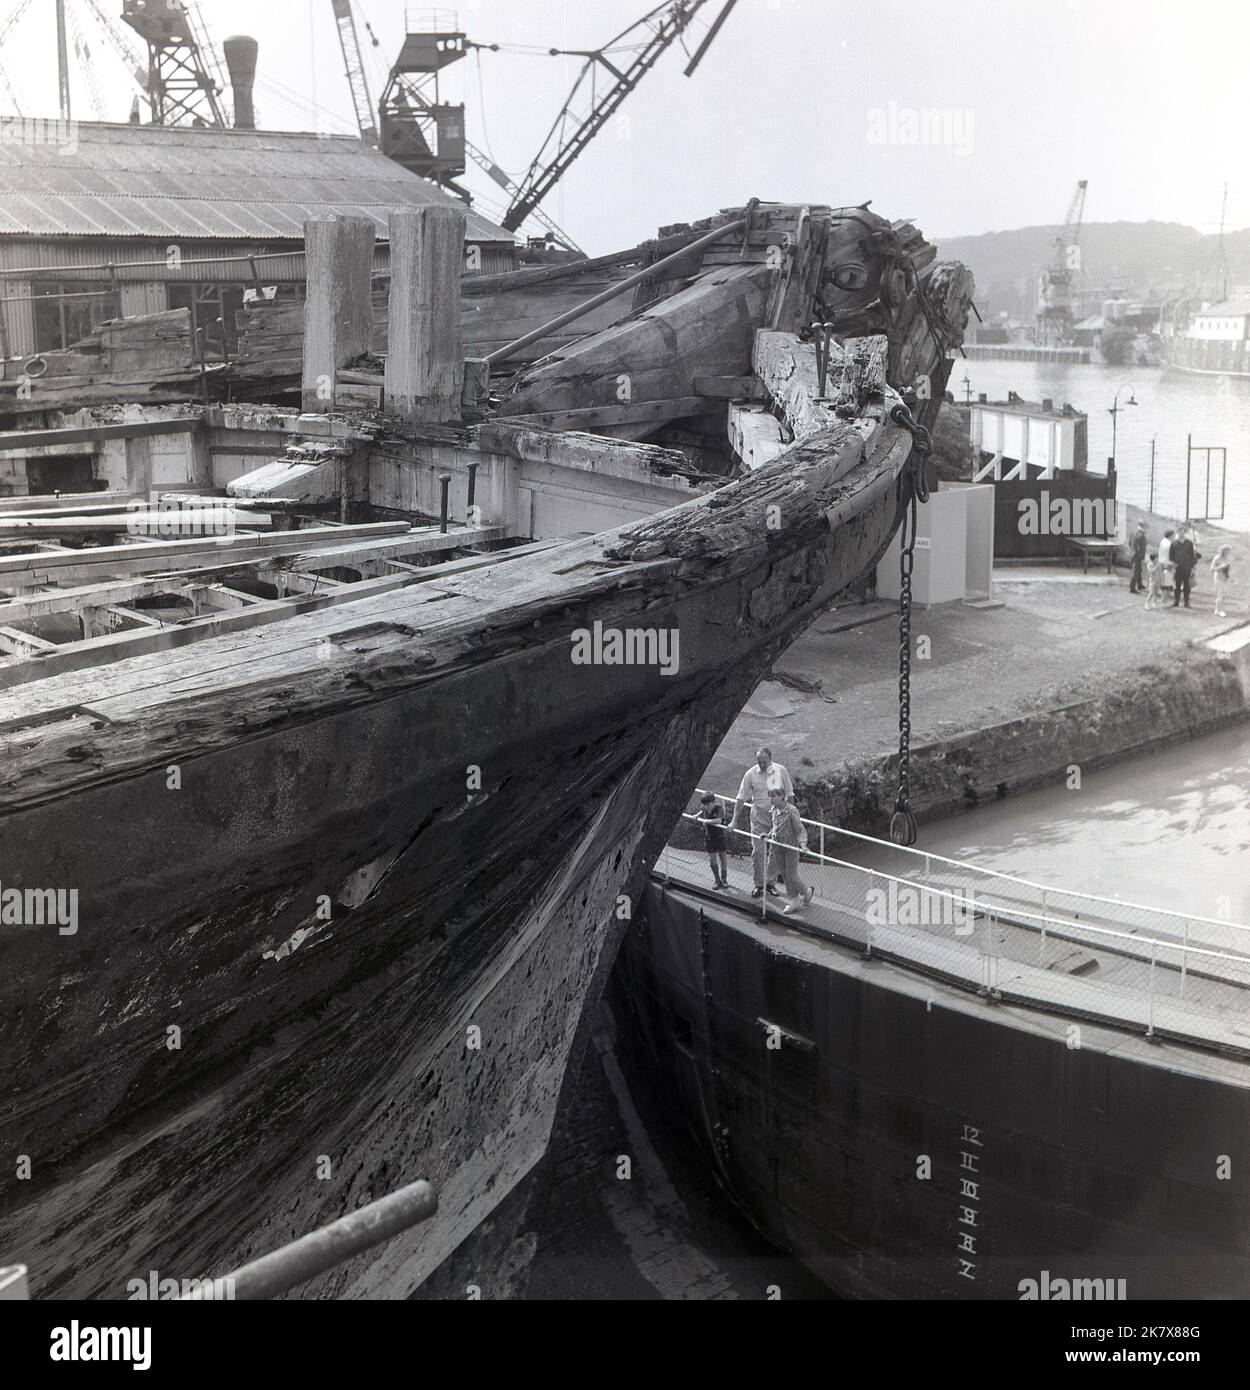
(1156, 332, 1250, 378)
(0, 410, 916, 1298)
(614, 887, 1250, 1300)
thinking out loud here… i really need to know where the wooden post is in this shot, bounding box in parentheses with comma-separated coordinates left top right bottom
(301, 215, 376, 415)
(124, 434, 152, 500)
(385, 206, 464, 424)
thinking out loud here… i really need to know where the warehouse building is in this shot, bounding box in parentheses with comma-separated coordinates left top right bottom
(0, 119, 516, 359)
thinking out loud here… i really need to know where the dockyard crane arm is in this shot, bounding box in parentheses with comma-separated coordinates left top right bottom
(82, 0, 151, 106)
(1066, 179, 1088, 246)
(498, 0, 737, 235)
(0, 0, 36, 112)
(329, 0, 378, 142)
(462, 138, 585, 254)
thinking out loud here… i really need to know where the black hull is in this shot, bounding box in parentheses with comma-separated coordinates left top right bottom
(614, 885, 1250, 1300)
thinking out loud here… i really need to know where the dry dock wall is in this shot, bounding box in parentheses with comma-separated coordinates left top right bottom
(798, 645, 1250, 834)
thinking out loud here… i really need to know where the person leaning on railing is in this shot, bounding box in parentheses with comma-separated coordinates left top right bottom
(730, 746, 794, 898)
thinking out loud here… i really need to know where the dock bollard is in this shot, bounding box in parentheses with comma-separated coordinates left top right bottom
(466, 462, 478, 519)
(438, 473, 451, 533)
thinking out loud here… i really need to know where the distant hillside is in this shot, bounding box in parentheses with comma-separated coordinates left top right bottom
(934, 221, 1250, 319)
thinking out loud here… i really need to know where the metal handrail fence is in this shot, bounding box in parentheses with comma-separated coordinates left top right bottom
(662, 795, 1250, 1051)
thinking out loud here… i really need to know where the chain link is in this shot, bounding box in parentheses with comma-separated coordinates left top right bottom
(886, 402, 933, 847)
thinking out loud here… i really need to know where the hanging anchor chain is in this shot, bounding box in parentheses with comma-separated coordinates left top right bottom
(886, 401, 934, 847)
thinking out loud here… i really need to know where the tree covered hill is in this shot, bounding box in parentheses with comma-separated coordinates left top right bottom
(934, 221, 1250, 319)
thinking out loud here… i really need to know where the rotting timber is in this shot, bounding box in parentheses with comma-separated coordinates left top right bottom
(0, 202, 973, 1298)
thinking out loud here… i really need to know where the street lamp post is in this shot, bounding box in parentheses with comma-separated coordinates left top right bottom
(1108, 383, 1138, 471)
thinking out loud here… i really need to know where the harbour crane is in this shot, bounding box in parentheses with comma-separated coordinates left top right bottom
(0, 0, 38, 115)
(1036, 179, 1088, 346)
(497, 0, 738, 235)
(331, 1, 736, 251)
(81, 0, 154, 116)
(330, 0, 379, 144)
(121, 0, 226, 127)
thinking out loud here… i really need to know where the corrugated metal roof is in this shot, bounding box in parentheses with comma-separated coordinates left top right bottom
(0, 122, 513, 245)
(1197, 299, 1250, 319)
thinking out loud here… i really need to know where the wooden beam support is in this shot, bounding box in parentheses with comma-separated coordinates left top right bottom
(0, 417, 201, 452)
(693, 374, 765, 400)
(499, 398, 712, 433)
(0, 578, 190, 624)
(386, 205, 466, 424)
(288, 525, 506, 572)
(0, 522, 411, 583)
(0, 625, 57, 656)
(301, 214, 376, 415)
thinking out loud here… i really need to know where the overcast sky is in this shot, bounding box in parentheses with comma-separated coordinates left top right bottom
(2, 0, 1244, 252)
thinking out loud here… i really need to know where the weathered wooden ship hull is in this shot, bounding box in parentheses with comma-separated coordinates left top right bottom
(0, 203, 972, 1298)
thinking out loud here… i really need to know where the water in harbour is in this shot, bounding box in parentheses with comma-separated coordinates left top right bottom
(956, 359, 1250, 533)
(914, 723, 1250, 924)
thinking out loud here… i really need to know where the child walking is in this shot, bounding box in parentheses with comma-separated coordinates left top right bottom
(767, 786, 815, 916)
(1212, 545, 1233, 618)
(698, 792, 730, 889)
(1144, 552, 1164, 610)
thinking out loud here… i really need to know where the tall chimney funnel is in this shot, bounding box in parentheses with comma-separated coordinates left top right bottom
(222, 35, 258, 130)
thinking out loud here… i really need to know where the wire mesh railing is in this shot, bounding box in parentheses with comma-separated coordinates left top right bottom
(657, 792, 1250, 1053)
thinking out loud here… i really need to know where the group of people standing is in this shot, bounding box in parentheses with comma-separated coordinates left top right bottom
(1128, 520, 1233, 617)
(696, 747, 815, 917)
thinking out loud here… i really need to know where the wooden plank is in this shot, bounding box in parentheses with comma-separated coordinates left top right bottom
(0, 494, 141, 518)
(693, 374, 765, 400)
(0, 537, 561, 689)
(0, 625, 56, 656)
(0, 522, 410, 581)
(0, 418, 200, 451)
(288, 525, 506, 572)
(499, 398, 711, 432)
(0, 577, 195, 623)
(0, 508, 273, 537)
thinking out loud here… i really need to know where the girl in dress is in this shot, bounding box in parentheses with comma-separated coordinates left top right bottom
(1144, 552, 1164, 610)
(1211, 545, 1233, 618)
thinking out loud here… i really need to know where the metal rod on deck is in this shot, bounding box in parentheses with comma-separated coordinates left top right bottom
(483, 217, 747, 368)
(466, 461, 478, 518)
(1147, 943, 1158, 1039)
(438, 473, 451, 533)
(183, 1179, 437, 1300)
(1180, 919, 1189, 999)
(195, 327, 209, 406)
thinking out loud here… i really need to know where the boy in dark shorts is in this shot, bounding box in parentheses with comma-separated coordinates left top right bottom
(698, 793, 729, 889)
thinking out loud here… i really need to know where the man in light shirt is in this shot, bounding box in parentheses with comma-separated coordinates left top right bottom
(731, 746, 795, 897)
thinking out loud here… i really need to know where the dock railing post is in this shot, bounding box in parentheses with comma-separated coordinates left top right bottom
(1146, 941, 1158, 1040)
(1180, 919, 1189, 1000)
